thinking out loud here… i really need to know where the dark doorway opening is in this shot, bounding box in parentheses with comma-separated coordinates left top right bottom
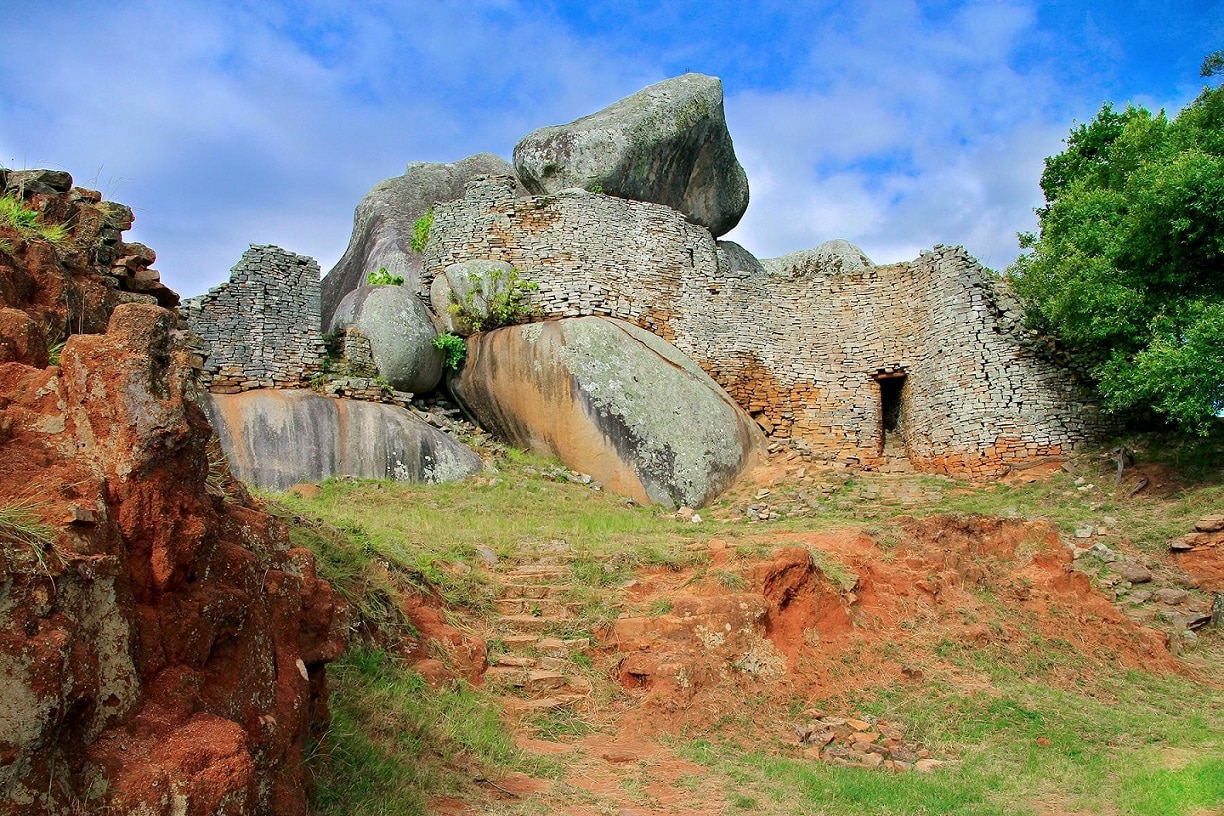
(872, 369, 907, 457)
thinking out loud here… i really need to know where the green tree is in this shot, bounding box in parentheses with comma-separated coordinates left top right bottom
(1008, 74, 1224, 434)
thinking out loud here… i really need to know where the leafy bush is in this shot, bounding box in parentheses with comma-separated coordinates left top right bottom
(448, 266, 540, 333)
(0, 195, 68, 244)
(432, 332, 466, 370)
(410, 209, 433, 254)
(1007, 73, 1224, 434)
(366, 267, 403, 286)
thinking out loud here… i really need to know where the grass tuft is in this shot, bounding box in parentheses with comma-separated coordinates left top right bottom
(0, 500, 56, 573)
(0, 195, 69, 244)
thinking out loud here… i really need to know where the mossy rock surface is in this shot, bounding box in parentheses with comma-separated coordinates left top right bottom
(451, 316, 763, 508)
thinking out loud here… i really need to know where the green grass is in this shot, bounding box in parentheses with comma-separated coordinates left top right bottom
(0, 194, 69, 244)
(266, 441, 1223, 815)
(309, 647, 524, 816)
(267, 453, 706, 622)
(678, 669, 1224, 816)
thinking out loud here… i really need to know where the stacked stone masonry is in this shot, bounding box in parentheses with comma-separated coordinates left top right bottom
(183, 244, 326, 392)
(421, 175, 1112, 478)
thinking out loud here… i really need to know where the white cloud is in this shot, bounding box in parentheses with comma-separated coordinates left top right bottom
(1, 0, 1213, 299)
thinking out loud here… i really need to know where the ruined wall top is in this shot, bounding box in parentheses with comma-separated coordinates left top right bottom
(421, 182, 1110, 476)
(182, 244, 325, 392)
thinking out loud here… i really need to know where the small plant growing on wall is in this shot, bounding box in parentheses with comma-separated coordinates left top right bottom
(410, 209, 433, 253)
(367, 267, 404, 286)
(0, 195, 69, 244)
(449, 267, 540, 333)
(432, 332, 466, 370)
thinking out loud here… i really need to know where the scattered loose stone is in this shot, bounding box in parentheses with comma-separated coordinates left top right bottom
(1195, 515, 1224, 533)
(792, 714, 941, 772)
(1155, 588, 1190, 605)
(1112, 562, 1153, 584)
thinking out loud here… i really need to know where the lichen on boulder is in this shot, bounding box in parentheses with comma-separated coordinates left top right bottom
(450, 316, 763, 508)
(513, 74, 749, 237)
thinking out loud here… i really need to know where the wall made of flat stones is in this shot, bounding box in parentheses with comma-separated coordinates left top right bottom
(182, 244, 325, 392)
(422, 175, 1110, 477)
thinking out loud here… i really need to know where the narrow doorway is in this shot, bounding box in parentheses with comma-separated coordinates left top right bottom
(872, 369, 907, 457)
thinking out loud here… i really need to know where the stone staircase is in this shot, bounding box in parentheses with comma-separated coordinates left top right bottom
(483, 559, 593, 715)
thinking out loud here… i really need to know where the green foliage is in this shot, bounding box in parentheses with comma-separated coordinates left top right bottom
(1203, 49, 1224, 78)
(432, 331, 466, 370)
(410, 209, 433, 253)
(46, 340, 65, 367)
(1008, 79, 1224, 434)
(0, 502, 55, 549)
(0, 195, 68, 244)
(448, 266, 541, 333)
(366, 266, 404, 286)
(682, 670, 1224, 816)
(588, 183, 604, 194)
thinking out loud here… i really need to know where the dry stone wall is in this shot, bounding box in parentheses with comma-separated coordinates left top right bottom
(183, 244, 326, 391)
(422, 175, 1110, 477)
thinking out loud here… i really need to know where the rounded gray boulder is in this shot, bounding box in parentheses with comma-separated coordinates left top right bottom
(761, 240, 875, 279)
(450, 316, 764, 508)
(328, 285, 443, 394)
(513, 74, 750, 238)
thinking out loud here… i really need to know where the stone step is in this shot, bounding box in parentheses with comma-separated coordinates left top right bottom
(501, 693, 588, 716)
(491, 654, 537, 668)
(496, 614, 566, 634)
(503, 565, 572, 582)
(485, 667, 569, 692)
(500, 634, 541, 653)
(537, 636, 590, 657)
(493, 598, 583, 617)
(497, 583, 570, 600)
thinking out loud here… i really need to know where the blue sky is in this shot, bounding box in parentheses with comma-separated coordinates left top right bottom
(1, 1, 1219, 297)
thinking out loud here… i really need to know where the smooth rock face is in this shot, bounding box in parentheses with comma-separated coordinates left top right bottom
(328, 284, 443, 393)
(208, 389, 482, 490)
(761, 239, 875, 278)
(319, 153, 526, 325)
(429, 259, 518, 336)
(450, 317, 763, 508)
(513, 74, 749, 237)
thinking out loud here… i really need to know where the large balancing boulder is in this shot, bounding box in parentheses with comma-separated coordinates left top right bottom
(320, 153, 526, 325)
(513, 74, 749, 238)
(450, 317, 763, 508)
(328, 284, 443, 394)
(208, 389, 483, 490)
